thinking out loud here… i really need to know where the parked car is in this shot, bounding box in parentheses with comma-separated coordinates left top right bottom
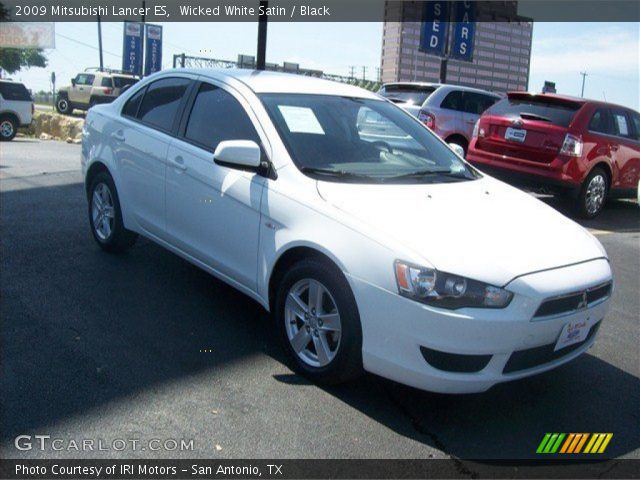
(378, 83, 501, 155)
(56, 69, 138, 115)
(82, 69, 612, 393)
(0, 79, 33, 141)
(417, 85, 502, 155)
(377, 82, 441, 117)
(467, 92, 640, 218)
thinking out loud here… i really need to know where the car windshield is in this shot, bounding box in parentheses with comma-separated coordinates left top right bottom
(379, 85, 436, 106)
(259, 94, 478, 184)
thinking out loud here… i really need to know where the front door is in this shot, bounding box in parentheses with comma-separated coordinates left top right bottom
(165, 81, 267, 291)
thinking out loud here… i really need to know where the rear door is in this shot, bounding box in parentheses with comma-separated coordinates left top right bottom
(475, 94, 582, 163)
(114, 76, 193, 237)
(609, 109, 640, 189)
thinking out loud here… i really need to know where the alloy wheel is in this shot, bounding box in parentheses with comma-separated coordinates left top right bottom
(284, 278, 342, 368)
(91, 182, 116, 241)
(585, 174, 606, 215)
(0, 120, 14, 138)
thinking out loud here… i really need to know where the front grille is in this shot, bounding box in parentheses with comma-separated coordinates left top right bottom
(503, 322, 600, 374)
(534, 282, 612, 319)
(420, 346, 492, 373)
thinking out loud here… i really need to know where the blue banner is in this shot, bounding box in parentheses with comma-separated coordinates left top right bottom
(122, 21, 143, 76)
(144, 24, 163, 76)
(449, 2, 476, 62)
(419, 1, 449, 57)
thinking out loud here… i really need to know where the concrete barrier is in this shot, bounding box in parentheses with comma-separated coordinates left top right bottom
(21, 111, 84, 143)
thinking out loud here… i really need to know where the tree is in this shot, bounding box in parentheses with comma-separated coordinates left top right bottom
(0, 48, 48, 74)
(0, 3, 48, 75)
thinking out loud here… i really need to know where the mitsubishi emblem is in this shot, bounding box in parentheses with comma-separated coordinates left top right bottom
(577, 291, 588, 310)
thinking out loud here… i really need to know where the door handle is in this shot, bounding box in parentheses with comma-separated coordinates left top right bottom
(111, 131, 125, 142)
(172, 156, 187, 171)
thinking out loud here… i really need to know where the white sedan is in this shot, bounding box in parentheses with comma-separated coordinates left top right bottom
(81, 69, 613, 393)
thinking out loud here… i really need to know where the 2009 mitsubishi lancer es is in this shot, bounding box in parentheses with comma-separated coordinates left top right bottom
(81, 69, 613, 393)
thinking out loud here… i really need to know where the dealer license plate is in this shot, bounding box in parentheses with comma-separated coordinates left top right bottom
(505, 127, 527, 143)
(554, 320, 591, 351)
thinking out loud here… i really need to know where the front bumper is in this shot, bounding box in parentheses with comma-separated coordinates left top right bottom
(348, 258, 612, 394)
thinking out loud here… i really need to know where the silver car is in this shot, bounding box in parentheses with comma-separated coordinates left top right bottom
(378, 83, 501, 155)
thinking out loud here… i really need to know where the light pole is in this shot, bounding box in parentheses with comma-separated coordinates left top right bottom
(257, 1, 268, 70)
(580, 72, 588, 97)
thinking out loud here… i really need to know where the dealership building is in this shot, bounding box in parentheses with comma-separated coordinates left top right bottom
(380, 2, 533, 92)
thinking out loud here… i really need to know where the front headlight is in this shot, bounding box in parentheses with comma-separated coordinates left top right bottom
(394, 261, 513, 309)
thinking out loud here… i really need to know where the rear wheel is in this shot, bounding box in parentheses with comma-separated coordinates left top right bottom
(275, 258, 363, 385)
(56, 96, 71, 114)
(88, 171, 138, 252)
(575, 167, 609, 218)
(0, 115, 17, 141)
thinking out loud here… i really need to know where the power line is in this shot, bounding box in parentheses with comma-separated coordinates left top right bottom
(55, 32, 120, 58)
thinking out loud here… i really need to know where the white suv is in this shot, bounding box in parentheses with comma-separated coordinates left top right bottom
(82, 69, 612, 393)
(0, 80, 33, 141)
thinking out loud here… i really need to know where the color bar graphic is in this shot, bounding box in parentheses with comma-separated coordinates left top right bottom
(537, 433, 613, 454)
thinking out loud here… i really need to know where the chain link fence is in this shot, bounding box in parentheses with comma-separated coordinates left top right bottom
(172, 54, 382, 92)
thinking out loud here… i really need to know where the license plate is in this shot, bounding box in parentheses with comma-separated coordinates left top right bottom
(505, 127, 527, 143)
(554, 320, 591, 351)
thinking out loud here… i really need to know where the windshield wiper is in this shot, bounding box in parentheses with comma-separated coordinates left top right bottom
(300, 167, 374, 180)
(519, 112, 552, 122)
(386, 168, 467, 181)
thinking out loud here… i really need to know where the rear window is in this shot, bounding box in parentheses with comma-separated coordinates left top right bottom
(113, 76, 138, 89)
(101, 77, 113, 88)
(485, 96, 581, 128)
(379, 85, 436, 106)
(0, 82, 32, 101)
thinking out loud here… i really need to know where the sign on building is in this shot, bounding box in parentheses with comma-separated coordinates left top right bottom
(449, 2, 476, 62)
(122, 22, 143, 76)
(144, 24, 163, 76)
(419, 1, 449, 57)
(0, 23, 55, 48)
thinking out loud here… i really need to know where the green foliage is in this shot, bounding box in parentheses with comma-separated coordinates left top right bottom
(0, 48, 48, 74)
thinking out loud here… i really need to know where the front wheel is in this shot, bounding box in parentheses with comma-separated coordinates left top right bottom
(0, 115, 17, 141)
(575, 167, 609, 218)
(88, 172, 138, 252)
(275, 258, 363, 385)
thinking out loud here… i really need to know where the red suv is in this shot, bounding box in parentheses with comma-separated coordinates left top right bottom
(466, 92, 640, 217)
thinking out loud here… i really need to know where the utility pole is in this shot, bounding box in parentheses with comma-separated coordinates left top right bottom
(580, 72, 588, 97)
(376, 67, 381, 82)
(97, 15, 104, 71)
(256, 1, 268, 70)
(362, 66, 367, 81)
(348, 66, 356, 79)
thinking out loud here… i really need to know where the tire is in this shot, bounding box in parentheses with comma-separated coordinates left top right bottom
(88, 171, 138, 253)
(575, 167, 609, 219)
(0, 115, 17, 141)
(274, 258, 363, 385)
(56, 96, 71, 115)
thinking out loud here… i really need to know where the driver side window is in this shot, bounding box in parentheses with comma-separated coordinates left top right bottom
(184, 82, 261, 151)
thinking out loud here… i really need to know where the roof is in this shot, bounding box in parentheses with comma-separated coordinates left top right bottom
(507, 91, 635, 111)
(166, 68, 380, 99)
(382, 81, 501, 97)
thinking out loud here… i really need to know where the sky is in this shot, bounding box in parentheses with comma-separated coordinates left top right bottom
(9, 21, 640, 110)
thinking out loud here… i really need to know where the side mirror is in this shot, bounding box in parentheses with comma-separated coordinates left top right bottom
(448, 142, 465, 158)
(71, 78, 76, 86)
(213, 140, 261, 171)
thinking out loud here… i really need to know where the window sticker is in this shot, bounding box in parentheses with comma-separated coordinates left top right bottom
(278, 106, 325, 134)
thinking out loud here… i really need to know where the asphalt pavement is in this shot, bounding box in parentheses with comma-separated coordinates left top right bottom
(1, 139, 638, 468)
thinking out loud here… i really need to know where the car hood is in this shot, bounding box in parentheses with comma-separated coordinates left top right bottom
(316, 176, 606, 286)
